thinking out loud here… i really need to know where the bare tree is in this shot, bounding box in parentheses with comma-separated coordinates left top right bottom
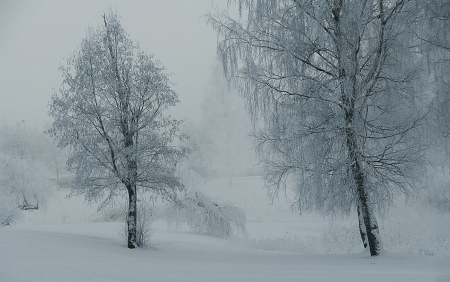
(182, 63, 256, 182)
(180, 120, 215, 180)
(209, 0, 427, 256)
(201, 62, 255, 184)
(48, 11, 186, 249)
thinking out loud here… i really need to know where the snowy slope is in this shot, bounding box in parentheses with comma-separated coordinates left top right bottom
(1, 224, 448, 282)
(1, 176, 449, 282)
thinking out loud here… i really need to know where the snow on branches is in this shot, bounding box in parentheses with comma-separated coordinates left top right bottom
(48, 10, 187, 248)
(166, 191, 247, 238)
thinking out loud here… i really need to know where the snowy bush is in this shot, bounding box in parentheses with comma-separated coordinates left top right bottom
(232, 223, 362, 255)
(95, 199, 166, 223)
(94, 204, 127, 223)
(232, 234, 316, 254)
(421, 173, 450, 214)
(120, 202, 155, 248)
(319, 210, 450, 256)
(380, 205, 450, 256)
(234, 208, 450, 256)
(166, 191, 247, 238)
(319, 222, 362, 254)
(0, 153, 56, 226)
(176, 162, 204, 191)
(0, 196, 22, 226)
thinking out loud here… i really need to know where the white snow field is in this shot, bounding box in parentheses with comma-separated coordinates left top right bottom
(1, 176, 449, 282)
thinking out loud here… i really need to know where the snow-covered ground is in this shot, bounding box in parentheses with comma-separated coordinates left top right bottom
(1, 176, 449, 282)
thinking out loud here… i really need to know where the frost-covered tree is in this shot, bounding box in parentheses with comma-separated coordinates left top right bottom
(0, 153, 55, 226)
(0, 123, 69, 186)
(201, 62, 255, 184)
(180, 120, 214, 180)
(420, 1, 450, 150)
(182, 63, 256, 182)
(209, 0, 427, 256)
(415, 1, 450, 210)
(0, 123, 47, 161)
(417, 0, 450, 54)
(48, 11, 186, 249)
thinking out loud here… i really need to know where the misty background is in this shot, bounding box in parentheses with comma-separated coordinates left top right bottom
(0, 1, 449, 280)
(0, 0, 257, 183)
(0, 0, 224, 127)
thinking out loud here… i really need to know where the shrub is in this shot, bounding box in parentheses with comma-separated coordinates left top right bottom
(120, 202, 154, 248)
(166, 191, 247, 238)
(232, 209, 450, 256)
(93, 203, 127, 223)
(0, 153, 55, 226)
(421, 173, 450, 214)
(0, 197, 22, 226)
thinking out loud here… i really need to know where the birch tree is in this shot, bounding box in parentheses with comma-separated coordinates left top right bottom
(49, 12, 186, 249)
(209, 0, 426, 256)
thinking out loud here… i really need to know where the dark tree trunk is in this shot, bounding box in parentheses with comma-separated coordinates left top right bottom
(127, 183, 137, 249)
(19, 197, 39, 210)
(332, 0, 381, 256)
(125, 144, 138, 248)
(357, 203, 368, 249)
(356, 179, 381, 256)
(346, 126, 381, 256)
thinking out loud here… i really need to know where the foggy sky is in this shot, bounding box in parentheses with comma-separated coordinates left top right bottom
(0, 0, 222, 129)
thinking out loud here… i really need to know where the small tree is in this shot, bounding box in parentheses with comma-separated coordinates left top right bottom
(49, 11, 186, 249)
(209, 0, 427, 256)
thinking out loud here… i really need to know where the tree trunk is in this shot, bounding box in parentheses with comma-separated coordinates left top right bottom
(357, 202, 368, 249)
(125, 144, 138, 248)
(127, 184, 137, 249)
(332, 0, 381, 255)
(347, 127, 382, 256)
(356, 181, 381, 256)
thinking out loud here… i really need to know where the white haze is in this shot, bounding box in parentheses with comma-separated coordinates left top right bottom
(0, 1, 449, 281)
(0, 0, 224, 128)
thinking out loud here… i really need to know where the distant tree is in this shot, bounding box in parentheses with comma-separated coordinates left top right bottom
(417, 0, 450, 54)
(44, 137, 68, 187)
(202, 64, 250, 183)
(0, 153, 55, 226)
(416, 1, 450, 210)
(419, 1, 450, 156)
(209, 0, 427, 256)
(200, 62, 255, 184)
(48, 11, 186, 248)
(181, 63, 256, 183)
(0, 122, 43, 160)
(180, 120, 214, 180)
(0, 123, 68, 184)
